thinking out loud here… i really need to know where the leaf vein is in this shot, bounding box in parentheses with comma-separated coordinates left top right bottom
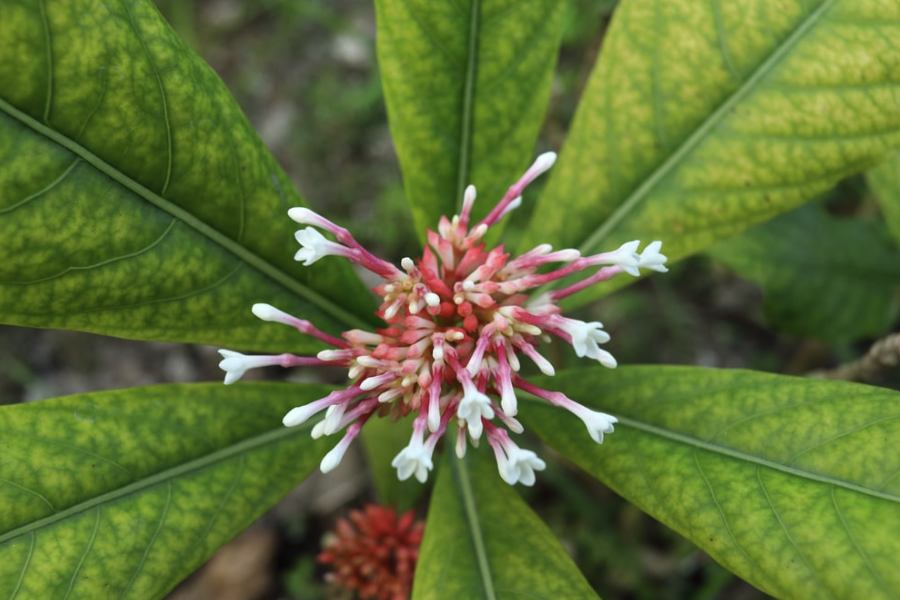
(61, 506, 101, 600)
(785, 412, 900, 466)
(396, 0, 466, 68)
(692, 449, 755, 564)
(0, 159, 81, 215)
(122, 0, 173, 196)
(119, 480, 172, 600)
(831, 487, 897, 599)
(755, 467, 829, 596)
(181, 455, 246, 571)
(7, 531, 35, 600)
(711, 0, 740, 81)
(75, 66, 110, 143)
(0, 429, 133, 479)
(613, 414, 900, 504)
(68, 261, 243, 317)
(3, 219, 178, 286)
(0, 476, 55, 512)
(38, 0, 52, 124)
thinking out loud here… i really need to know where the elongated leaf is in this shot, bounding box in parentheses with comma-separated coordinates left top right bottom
(524, 366, 900, 600)
(0, 0, 374, 352)
(868, 152, 900, 246)
(374, 0, 565, 239)
(523, 0, 900, 306)
(0, 382, 330, 600)
(709, 204, 900, 342)
(413, 448, 599, 600)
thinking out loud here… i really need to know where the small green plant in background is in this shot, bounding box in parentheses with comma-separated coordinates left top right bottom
(3, 1, 900, 599)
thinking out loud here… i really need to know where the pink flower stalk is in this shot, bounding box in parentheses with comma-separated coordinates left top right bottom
(218, 152, 668, 485)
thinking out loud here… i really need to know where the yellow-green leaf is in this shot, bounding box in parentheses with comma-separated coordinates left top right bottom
(0, 382, 331, 600)
(374, 0, 565, 240)
(524, 366, 900, 600)
(413, 448, 600, 600)
(0, 0, 374, 352)
(524, 0, 900, 307)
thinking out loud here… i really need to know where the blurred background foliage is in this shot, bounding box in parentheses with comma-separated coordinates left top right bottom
(3, 0, 899, 598)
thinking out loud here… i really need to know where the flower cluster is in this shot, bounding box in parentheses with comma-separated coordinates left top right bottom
(318, 504, 423, 600)
(219, 152, 667, 485)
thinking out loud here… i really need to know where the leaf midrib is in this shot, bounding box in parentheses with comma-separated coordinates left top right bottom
(453, 454, 497, 600)
(574, 0, 839, 257)
(617, 415, 900, 504)
(455, 0, 480, 209)
(0, 421, 311, 546)
(519, 391, 900, 504)
(0, 97, 370, 331)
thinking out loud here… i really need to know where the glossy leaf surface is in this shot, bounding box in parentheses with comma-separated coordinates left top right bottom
(413, 448, 599, 600)
(0, 382, 330, 600)
(524, 366, 900, 600)
(709, 204, 900, 342)
(374, 0, 565, 240)
(524, 0, 900, 306)
(0, 0, 374, 352)
(868, 152, 900, 246)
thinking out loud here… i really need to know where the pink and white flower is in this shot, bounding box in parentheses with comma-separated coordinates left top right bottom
(219, 152, 667, 485)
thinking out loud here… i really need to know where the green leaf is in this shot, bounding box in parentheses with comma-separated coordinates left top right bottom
(0, 382, 331, 600)
(374, 0, 565, 240)
(0, 0, 374, 352)
(708, 204, 900, 343)
(868, 151, 900, 246)
(523, 366, 900, 600)
(413, 448, 600, 600)
(523, 0, 900, 307)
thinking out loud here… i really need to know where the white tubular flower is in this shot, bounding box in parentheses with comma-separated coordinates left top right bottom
(323, 403, 347, 435)
(320, 423, 363, 473)
(528, 151, 557, 179)
(596, 349, 617, 368)
(497, 196, 522, 220)
(606, 240, 641, 276)
(638, 241, 669, 273)
(570, 404, 618, 444)
(320, 437, 352, 473)
(283, 404, 321, 427)
(251, 303, 291, 323)
(391, 425, 433, 483)
(457, 387, 495, 441)
(455, 426, 467, 458)
(558, 318, 615, 367)
(286, 206, 319, 225)
(427, 393, 441, 433)
(217, 350, 277, 385)
(310, 420, 327, 439)
(293, 227, 348, 265)
(505, 448, 546, 486)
